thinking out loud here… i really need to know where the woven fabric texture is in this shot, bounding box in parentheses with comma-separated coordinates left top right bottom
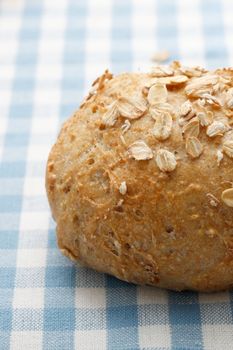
(0, 0, 233, 349)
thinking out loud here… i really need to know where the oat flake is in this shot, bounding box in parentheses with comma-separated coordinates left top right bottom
(128, 140, 153, 160)
(182, 118, 200, 138)
(155, 149, 177, 172)
(153, 112, 173, 141)
(206, 121, 227, 137)
(185, 137, 203, 158)
(223, 140, 233, 158)
(102, 101, 119, 126)
(147, 83, 168, 105)
(150, 65, 174, 77)
(221, 188, 233, 207)
(119, 181, 127, 195)
(216, 150, 224, 166)
(118, 97, 147, 119)
(197, 111, 213, 127)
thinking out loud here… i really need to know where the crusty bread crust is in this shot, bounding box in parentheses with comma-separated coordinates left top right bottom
(46, 62, 233, 291)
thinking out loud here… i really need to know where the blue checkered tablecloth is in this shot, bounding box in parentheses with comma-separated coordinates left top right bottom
(0, 0, 233, 349)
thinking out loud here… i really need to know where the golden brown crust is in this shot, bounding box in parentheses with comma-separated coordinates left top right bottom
(46, 63, 233, 292)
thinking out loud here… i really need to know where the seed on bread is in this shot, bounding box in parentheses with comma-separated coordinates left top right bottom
(182, 118, 200, 138)
(168, 75, 188, 85)
(118, 96, 147, 119)
(153, 112, 173, 141)
(155, 149, 177, 172)
(128, 140, 153, 160)
(180, 65, 206, 77)
(206, 193, 219, 207)
(185, 137, 203, 158)
(216, 150, 224, 166)
(102, 101, 119, 126)
(197, 111, 213, 126)
(223, 140, 233, 158)
(119, 181, 127, 195)
(150, 103, 172, 120)
(150, 65, 174, 77)
(221, 188, 233, 207)
(185, 74, 219, 97)
(178, 100, 193, 118)
(206, 121, 227, 137)
(200, 93, 221, 107)
(147, 83, 168, 105)
(121, 120, 131, 134)
(225, 88, 233, 109)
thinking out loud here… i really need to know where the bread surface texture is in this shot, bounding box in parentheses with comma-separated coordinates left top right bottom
(46, 62, 233, 292)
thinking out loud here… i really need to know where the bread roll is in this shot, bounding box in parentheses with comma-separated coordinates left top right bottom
(46, 62, 233, 292)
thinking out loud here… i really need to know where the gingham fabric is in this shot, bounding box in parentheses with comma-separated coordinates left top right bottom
(0, 0, 233, 349)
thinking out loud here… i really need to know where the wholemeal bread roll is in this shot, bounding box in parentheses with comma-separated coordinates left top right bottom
(46, 62, 233, 292)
